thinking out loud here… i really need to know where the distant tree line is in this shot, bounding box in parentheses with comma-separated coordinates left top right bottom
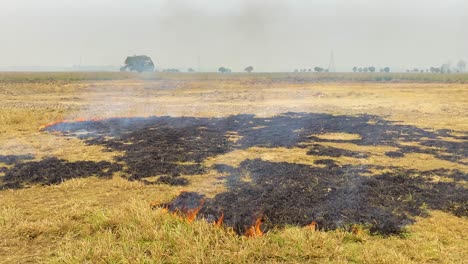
(352, 66, 390, 73)
(294, 67, 330, 73)
(406, 60, 466, 74)
(218, 67, 232, 73)
(217, 66, 254, 73)
(213, 60, 465, 73)
(294, 69, 313, 72)
(155, 59, 466, 74)
(162, 68, 180, 73)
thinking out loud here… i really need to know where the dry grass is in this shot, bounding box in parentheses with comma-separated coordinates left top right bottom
(1, 178, 466, 263)
(0, 73, 467, 263)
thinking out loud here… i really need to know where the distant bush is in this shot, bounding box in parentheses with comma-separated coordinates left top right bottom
(1, 72, 468, 84)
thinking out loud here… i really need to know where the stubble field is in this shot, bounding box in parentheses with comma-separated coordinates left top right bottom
(0, 72, 467, 263)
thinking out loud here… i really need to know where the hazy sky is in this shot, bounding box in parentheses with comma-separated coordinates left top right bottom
(1, 0, 467, 71)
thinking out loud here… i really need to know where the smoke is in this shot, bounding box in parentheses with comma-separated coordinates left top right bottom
(0, 0, 467, 71)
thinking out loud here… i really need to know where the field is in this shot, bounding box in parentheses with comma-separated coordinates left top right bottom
(0, 72, 467, 263)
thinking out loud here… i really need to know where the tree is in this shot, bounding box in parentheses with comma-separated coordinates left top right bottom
(244, 66, 254, 73)
(187, 68, 195, 72)
(121, 55, 155, 73)
(368, 66, 376, 73)
(314, 67, 324, 72)
(363, 67, 369, 72)
(163, 68, 180, 72)
(358, 68, 363, 72)
(456, 60, 466, 72)
(352, 66, 358, 72)
(218, 67, 227, 73)
(383, 67, 390, 73)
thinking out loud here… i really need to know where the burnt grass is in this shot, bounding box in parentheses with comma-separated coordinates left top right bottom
(1, 157, 121, 189)
(0, 154, 34, 165)
(1, 112, 466, 235)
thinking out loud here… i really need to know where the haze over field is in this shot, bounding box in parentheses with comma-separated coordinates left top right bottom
(0, 0, 467, 71)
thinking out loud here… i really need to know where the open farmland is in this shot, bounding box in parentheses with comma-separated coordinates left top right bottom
(0, 72, 467, 263)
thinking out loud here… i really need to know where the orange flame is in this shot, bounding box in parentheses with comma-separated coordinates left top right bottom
(149, 201, 159, 209)
(162, 204, 170, 214)
(244, 216, 263, 237)
(215, 212, 224, 227)
(172, 210, 182, 219)
(185, 199, 205, 223)
(40, 117, 90, 130)
(307, 221, 318, 231)
(149, 202, 169, 214)
(351, 225, 363, 235)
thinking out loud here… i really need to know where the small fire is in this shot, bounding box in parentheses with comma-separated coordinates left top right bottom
(40, 117, 93, 130)
(149, 201, 159, 209)
(351, 224, 363, 235)
(185, 199, 205, 223)
(150, 202, 169, 213)
(307, 221, 318, 231)
(244, 215, 263, 237)
(172, 210, 182, 219)
(215, 212, 224, 227)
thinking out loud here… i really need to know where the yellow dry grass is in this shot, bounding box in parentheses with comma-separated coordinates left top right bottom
(0, 74, 467, 263)
(1, 178, 466, 263)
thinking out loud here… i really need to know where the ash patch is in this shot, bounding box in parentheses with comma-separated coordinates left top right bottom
(141, 176, 189, 186)
(307, 144, 369, 158)
(44, 112, 467, 187)
(167, 159, 467, 235)
(11, 112, 464, 234)
(0, 154, 34, 165)
(419, 139, 467, 163)
(314, 159, 339, 168)
(385, 151, 405, 158)
(1, 157, 121, 189)
(103, 124, 227, 181)
(162, 191, 206, 212)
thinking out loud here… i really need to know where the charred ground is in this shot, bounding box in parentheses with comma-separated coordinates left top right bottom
(1, 112, 466, 235)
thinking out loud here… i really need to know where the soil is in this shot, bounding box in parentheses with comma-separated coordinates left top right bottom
(2, 112, 466, 234)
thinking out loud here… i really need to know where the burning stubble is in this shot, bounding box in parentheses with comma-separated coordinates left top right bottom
(0, 75, 467, 263)
(23, 111, 465, 236)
